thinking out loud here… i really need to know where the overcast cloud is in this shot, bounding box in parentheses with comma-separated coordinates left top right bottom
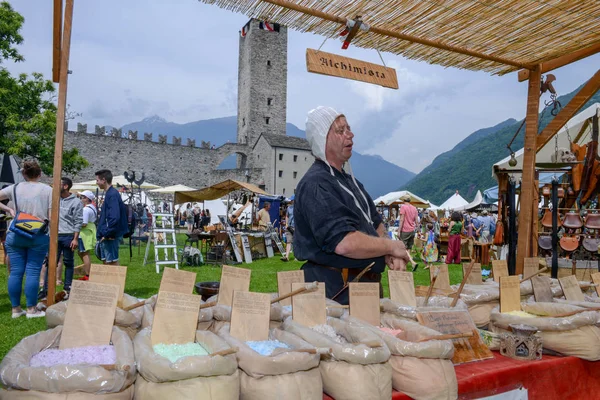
(6, 0, 600, 173)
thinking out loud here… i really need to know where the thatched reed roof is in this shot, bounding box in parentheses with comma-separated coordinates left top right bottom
(201, 0, 600, 75)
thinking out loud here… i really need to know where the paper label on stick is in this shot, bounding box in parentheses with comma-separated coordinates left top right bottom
(492, 260, 509, 282)
(292, 282, 326, 327)
(230, 291, 270, 341)
(559, 275, 585, 301)
(277, 270, 305, 307)
(523, 258, 539, 280)
(416, 310, 493, 365)
(430, 265, 451, 291)
(218, 265, 251, 306)
(349, 282, 380, 326)
(462, 263, 482, 285)
(531, 275, 553, 302)
(388, 270, 416, 306)
(160, 267, 197, 294)
(59, 281, 119, 349)
(499, 276, 521, 313)
(89, 264, 127, 305)
(151, 291, 201, 346)
(592, 272, 600, 297)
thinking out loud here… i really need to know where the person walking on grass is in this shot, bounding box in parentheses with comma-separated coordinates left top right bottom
(0, 160, 51, 319)
(281, 195, 295, 262)
(445, 211, 463, 265)
(421, 223, 438, 270)
(96, 169, 128, 266)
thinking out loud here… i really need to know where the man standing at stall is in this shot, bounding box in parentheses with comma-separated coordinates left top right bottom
(294, 106, 410, 304)
(256, 202, 271, 231)
(95, 169, 128, 265)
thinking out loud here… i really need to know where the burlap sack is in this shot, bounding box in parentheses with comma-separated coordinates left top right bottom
(134, 328, 237, 382)
(139, 295, 213, 331)
(0, 326, 135, 396)
(490, 302, 600, 361)
(46, 294, 143, 339)
(282, 317, 392, 400)
(134, 371, 239, 400)
(380, 297, 468, 321)
(280, 298, 347, 320)
(342, 314, 456, 400)
(0, 385, 134, 400)
(217, 324, 322, 400)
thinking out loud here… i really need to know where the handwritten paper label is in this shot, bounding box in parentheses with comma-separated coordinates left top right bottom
(230, 291, 271, 341)
(151, 291, 201, 345)
(89, 264, 127, 305)
(160, 267, 197, 294)
(416, 310, 493, 364)
(349, 282, 380, 326)
(531, 275, 553, 302)
(499, 276, 521, 313)
(277, 270, 305, 307)
(430, 265, 451, 291)
(218, 265, 251, 306)
(559, 275, 585, 301)
(60, 281, 119, 349)
(463, 263, 482, 285)
(523, 258, 539, 280)
(388, 270, 416, 306)
(292, 282, 326, 327)
(492, 260, 509, 282)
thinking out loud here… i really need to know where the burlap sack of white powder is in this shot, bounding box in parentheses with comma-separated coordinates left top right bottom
(0, 326, 135, 398)
(133, 328, 239, 400)
(139, 295, 213, 331)
(282, 317, 392, 400)
(490, 302, 600, 361)
(46, 293, 143, 339)
(217, 324, 322, 400)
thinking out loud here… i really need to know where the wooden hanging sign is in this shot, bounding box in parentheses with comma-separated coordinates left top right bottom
(160, 267, 197, 294)
(60, 281, 119, 349)
(218, 265, 251, 306)
(559, 275, 585, 301)
(416, 310, 493, 364)
(592, 272, 600, 297)
(277, 270, 305, 307)
(306, 49, 399, 89)
(492, 260, 509, 282)
(89, 264, 127, 305)
(349, 282, 380, 326)
(430, 265, 451, 291)
(531, 275, 554, 303)
(230, 291, 271, 341)
(292, 282, 326, 327)
(388, 270, 416, 306)
(499, 276, 521, 313)
(151, 291, 202, 346)
(462, 263, 482, 285)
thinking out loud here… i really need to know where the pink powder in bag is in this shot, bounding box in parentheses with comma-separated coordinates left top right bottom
(378, 327, 404, 337)
(30, 345, 116, 367)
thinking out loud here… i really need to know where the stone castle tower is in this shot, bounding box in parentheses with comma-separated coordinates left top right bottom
(237, 19, 288, 168)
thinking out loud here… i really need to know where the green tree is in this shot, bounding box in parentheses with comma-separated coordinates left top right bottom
(0, 1, 87, 176)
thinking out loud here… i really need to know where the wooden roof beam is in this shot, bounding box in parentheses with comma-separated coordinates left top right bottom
(536, 69, 600, 152)
(518, 42, 600, 82)
(261, 0, 529, 69)
(52, 0, 62, 83)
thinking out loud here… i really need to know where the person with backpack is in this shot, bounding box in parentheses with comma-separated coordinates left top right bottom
(95, 169, 128, 265)
(77, 190, 97, 279)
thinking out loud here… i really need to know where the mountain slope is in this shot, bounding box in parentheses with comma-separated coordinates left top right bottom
(119, 116, 415, 198)
(403, 84, 600, 205)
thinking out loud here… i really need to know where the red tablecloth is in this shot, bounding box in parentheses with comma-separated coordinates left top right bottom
(323, 352, 600, 400)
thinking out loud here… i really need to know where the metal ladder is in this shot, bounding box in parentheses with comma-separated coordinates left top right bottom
(143, 213, 179, 273)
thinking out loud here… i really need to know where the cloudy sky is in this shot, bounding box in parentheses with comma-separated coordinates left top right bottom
(6, 0, 600, 173)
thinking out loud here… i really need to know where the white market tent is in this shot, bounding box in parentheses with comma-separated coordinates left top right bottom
(373, 190, 432, 209)
(149, 184, 196, 194)
(493, 103, 600, 179)
(438, 191, 469, 210)
(459, 190, 483, 211)
(0, 154, 23, 187)
(71, 175, 161, 191)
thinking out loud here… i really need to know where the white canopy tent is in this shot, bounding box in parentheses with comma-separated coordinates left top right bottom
(149, 184, 196, 194)
(373, 190, 432, 208)
(493, 103, 600, 179)
(0, 154, 23, 187)
(71, 175, 161, 191)
(438, 191, 469, 210)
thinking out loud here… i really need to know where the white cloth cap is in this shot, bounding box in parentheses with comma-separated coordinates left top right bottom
(305, 106, 342, 161)
(79, 190, 95, 201)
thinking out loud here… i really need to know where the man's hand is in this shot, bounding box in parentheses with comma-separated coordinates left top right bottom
(70, 238, 78, 251)
(386, 240, 410, 271)
(385, 255, 407, 271)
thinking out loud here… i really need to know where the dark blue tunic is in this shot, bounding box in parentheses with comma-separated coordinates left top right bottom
(294, 160, 384, 304)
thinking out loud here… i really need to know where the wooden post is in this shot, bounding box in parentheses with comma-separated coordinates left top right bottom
(47, 0, 75, 306)
(52, 0, 62, 83)
(516, 65, 542, 276)
(531, 176, 539, 257)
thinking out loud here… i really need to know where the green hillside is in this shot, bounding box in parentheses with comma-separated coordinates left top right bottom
(402, 83, 600, 205)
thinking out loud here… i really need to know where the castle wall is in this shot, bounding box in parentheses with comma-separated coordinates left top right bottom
(64, 129, 262, 189)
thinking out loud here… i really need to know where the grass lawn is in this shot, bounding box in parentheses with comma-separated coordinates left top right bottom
(0, 234, 465, 360)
